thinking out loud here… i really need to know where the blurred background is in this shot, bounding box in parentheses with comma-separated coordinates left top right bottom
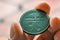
(0, 0, 60, 40)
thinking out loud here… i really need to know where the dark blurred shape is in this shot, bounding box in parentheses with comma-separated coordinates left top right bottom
(18, 4, 23, 11)
(0, 18, 5, 23)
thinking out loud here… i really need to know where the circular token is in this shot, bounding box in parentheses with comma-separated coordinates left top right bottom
(20, 9, 50, 35)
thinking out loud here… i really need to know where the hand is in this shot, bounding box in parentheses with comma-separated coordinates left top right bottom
(37, 17, 60, 40)
(10, 3, 60, 40)
(10, 3, 51, 40)
(10, 18, 60, 40)
(10, 23, 35, 40)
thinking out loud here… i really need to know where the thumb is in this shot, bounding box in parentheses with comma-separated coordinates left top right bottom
(10, 23, 27, 40)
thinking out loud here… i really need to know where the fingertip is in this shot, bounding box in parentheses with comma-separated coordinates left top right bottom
(10, 22, 23, 38)
(35, 3, 50, 15)
(10, 23, 16, 38)
(13, 22, 23, 35)
(51, 17, 60, 27)
(10, 23, 28, 40)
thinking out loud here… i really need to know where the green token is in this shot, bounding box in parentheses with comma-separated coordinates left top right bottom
(20, 9, 50, 35)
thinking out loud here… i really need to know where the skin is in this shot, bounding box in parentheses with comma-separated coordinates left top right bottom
(50, 18, 60, 40)
(10, 23, 35, 40)
(10, 18, 60, 40)
(37, 17, 60, 40)
(54, 30, 60, 40)
(35, 3, 50, 15)
(10, 3, 60, 40)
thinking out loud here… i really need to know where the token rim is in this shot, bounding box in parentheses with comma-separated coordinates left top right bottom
(20, 9, 50, 35)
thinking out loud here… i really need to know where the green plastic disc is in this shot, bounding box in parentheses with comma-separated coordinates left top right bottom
(20, 9, 50, 35)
